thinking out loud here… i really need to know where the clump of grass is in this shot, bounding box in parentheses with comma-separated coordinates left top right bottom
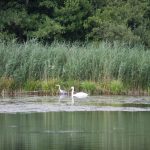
(41, 81, 49, 91)
(109, 80, 124, 95)
(23, 80, 41, 91)
(23, 79, 59, 94)
(99, 77, 111, 94)
(0, 77, 15, 91)
(41, 79, 60, 95)
(80, 81, 97, 95)
(63, 80, 80, 92)
(148, 87, 150, 95)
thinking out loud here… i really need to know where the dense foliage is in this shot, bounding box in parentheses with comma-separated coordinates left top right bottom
(0, 0, 150, 47)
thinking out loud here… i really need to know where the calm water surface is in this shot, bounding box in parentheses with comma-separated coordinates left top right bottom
(0, 96, 150, 150)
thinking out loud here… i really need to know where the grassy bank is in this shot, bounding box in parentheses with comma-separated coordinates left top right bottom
(0, 40, 150, 95)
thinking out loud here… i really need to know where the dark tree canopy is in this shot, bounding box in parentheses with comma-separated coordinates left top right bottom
(0, 0, 150, 47)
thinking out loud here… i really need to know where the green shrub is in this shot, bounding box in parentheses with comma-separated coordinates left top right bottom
(80, 81, 96, 94)
(41, 79, 59, 95)
(63, 80, 80, 91)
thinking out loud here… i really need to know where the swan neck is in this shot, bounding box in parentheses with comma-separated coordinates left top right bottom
(71, 88, 74, 97)
(58, 85, 61, 91)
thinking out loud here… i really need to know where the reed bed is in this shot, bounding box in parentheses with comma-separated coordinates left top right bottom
(0, 39, 150, 94)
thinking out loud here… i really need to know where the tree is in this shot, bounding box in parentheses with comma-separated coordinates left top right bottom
(0, 0, 150, 47)
(55, 0, 92, 41)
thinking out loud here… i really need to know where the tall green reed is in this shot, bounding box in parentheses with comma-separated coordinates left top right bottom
(0, 39, 150, 90)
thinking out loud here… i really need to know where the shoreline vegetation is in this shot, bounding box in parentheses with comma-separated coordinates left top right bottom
(0, 79, 150, 97)
(0, 40, 150, 96)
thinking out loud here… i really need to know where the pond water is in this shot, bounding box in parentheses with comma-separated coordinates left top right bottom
(0, 96, 150, 150)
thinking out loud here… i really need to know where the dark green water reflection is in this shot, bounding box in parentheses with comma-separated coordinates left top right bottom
(0, 111, 150, 150)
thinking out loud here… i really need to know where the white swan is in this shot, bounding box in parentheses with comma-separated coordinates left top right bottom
(56, 85, 67, 95)
(71, 86, 88, 98)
